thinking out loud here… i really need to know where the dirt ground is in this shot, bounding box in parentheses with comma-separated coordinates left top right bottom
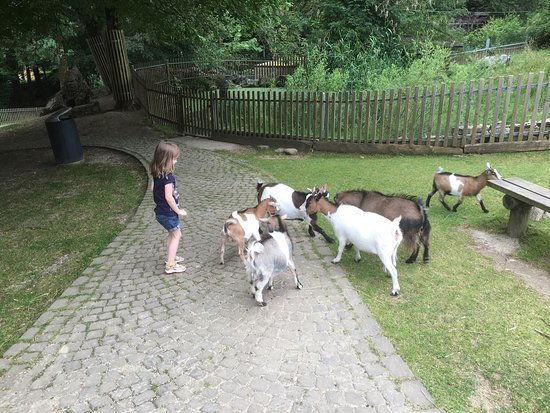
(1, 94, 548, 300)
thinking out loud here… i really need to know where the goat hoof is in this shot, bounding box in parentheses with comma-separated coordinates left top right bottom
(267, 285, 274, 290)
(405, 257, 416, 264)
(296, 283, 303, 290)
(483, 209, 489, 213)
(258, 301, 267, 307)
(390, 290, 400, 297)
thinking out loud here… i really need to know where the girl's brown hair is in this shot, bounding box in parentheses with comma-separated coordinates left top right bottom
(150, 140, 180, 178)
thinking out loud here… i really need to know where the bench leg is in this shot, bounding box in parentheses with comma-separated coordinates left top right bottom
(503, 195, 532, 238)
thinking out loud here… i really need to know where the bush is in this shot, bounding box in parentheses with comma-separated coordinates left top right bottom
(466, 16, 527, 49)
(286, 47, 349, 92)
(526, 1, 550, 48)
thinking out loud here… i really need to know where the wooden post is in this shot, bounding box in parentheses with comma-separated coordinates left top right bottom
(502, 195, 532, 237)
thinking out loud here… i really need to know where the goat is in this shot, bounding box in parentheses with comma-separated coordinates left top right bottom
(305, 186, 403, 296)
(256, 180, 334, 243)
(426, 162, 502, 213)
(334, 190, 431, 264)
(246, 214, 303, 306)
(220, 196, 278, 265)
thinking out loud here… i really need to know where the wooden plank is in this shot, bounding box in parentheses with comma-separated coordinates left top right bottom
(528, 71, 545, 141)
(470, 78, 484, 142)
(351, 91, 356, 143)
(462, 80, 475, 145)
(426, 85, 436, 146)
(410, 87, 419, 145)
(518, 72, 534, 141)
(540, 84, 550, 141)
(453, 82, 465, 147)
(465, 140, 550, 153)
(487, 178, 550, 211)
(489, 76, 503, 143)
(380, 90, 387, 144)
(402, 87, 410, 144)
(443, 82, 455, 147)
(418, 87, 427, 145)
(434, 83, 445, 146)
(387, 89, 394, 144)
(395, 88, 403, 144)
(365, 90, 371, 143)
(372, 90, 379, 143)
(506, 177, 550, 199)
(510, 75, 523, 142)
(499, 75, 514, 142)
(480, 77, 493, 144)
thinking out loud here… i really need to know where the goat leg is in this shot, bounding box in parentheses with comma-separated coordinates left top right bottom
(451, 198, 464, 212)
(288, 260, 303, 290)
(332, 238, 347, 263)
(405, 244, 420, 264)
(476, 194, 489, 213)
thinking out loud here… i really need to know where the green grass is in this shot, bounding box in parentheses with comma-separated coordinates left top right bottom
(228, 149, 550, 412)
(0, 148, 147, 357)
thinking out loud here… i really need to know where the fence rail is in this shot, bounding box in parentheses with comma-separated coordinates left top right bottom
(0, 107, 43, 126)
(132, 65, 549, 154)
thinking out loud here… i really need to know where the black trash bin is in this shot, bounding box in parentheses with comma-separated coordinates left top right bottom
(45, 107, 83, 165)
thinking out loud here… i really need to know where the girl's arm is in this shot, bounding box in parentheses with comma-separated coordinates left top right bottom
(165, 184, 187, 216)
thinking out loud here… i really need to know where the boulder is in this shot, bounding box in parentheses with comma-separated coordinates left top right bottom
(62, 67, 92, 107)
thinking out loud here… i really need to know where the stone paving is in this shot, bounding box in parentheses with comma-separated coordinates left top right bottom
(0, 109, 441, 412)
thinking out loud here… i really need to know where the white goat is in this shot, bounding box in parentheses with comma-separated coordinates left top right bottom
(246, 215, 303, 306)
(426, 162, 502, 213)
(256, 180, 334, 243)
(305, 186, 403, 296)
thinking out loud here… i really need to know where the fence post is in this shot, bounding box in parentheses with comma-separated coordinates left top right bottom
(176, 88, 184, 134)
(485, 38, 491, 56)
(210, 90, 218, 135)
(165, 60, 170, 83)
(320, 92, 326, 141)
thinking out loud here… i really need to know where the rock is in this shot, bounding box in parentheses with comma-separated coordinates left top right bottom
(70, 101, 101, 118)
(41, 91, 64, 115)
(530, 207, 544, 221)
(62, 67, 92, 107)
(275, 147, 298, 155)
(257, 145, 270, 150)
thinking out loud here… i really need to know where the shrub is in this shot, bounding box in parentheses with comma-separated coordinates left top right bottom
(466, 16, 527, 49)
(526, 1, 550, 48)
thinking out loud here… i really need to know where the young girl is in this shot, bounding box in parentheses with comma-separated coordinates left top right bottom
(150, 140, 188, 274)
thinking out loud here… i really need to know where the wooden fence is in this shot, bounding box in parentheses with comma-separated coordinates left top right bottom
(133, 57, 305, 86)
(0, 107, 43, 126)
(132, 68, 549, 154)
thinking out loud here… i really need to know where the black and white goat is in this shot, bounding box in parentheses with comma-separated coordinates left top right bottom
(256, 180, 334, 243)
(334, 190, 431, 264)
(305, 186, 403, 296)
(426, 162, 502, 213)
(246, 214, 303, 306)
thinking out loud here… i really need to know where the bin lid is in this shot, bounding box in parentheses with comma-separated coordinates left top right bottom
(46, 107, 73, 123)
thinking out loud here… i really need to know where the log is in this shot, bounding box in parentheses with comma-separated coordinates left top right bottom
(503, 195, 532, 237)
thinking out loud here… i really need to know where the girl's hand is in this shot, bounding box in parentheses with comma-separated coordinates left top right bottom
(178, 209, 188, 217)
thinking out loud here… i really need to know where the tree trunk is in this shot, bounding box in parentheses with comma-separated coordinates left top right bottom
(55, 33, 68, 85)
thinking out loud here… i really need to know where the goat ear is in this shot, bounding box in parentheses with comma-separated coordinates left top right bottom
(486, 162, 491, 169)
(280, 214, 287, 220)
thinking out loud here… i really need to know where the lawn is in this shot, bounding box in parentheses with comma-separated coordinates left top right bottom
(228, 149, 550, 412)
(0, 147, 148, 357)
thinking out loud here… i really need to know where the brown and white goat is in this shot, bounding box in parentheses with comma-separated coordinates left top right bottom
(256, 180, 335, 243)
(334, 190, 431, 263)
(220, 196, 278, 265)
(426, 163, 502, 213)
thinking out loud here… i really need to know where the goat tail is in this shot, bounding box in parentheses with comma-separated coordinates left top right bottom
(223, 218, 238, 235)
(392, 216, 403, 243)
(435, 166, 444, 174)
(256, 179, 265, 193)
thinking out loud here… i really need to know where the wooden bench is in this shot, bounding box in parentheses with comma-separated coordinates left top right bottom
(487, 177, 550, 237)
